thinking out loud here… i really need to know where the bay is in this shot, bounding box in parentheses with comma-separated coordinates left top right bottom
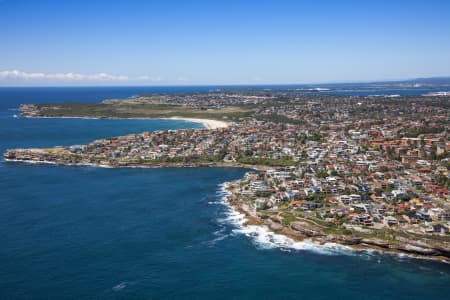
(0, 87, 449, 300)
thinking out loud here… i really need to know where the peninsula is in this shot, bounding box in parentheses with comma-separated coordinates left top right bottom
(5, 90, 450, 261)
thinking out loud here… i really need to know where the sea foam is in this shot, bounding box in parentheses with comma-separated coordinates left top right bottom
(215, 182, 450, 263)
(216, 182, 354, 256)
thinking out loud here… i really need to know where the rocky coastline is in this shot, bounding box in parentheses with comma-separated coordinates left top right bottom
(2, 149, 272, 170)
(224, 181, 450, 263)
(3, 148, 450, 262)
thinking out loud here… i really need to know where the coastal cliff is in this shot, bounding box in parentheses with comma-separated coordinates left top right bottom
(2, 148, 273, 170)
(4, 144, 450, 262)
(5, 93, 450, 263)
(225, 182, 450, 262)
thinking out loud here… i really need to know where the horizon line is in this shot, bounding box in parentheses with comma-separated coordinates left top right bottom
(1, 75, 450, 89)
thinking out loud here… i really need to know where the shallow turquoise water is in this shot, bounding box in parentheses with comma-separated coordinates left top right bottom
(0, 87, 449, 299)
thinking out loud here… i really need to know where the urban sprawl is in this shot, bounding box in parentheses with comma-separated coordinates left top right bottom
(5, 91, 450, 260)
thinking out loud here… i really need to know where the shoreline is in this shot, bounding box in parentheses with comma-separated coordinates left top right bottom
(20, 115, 230, 129)
(161, 117, 229, 129)
(222, 181, 450, 264)
(5, 113, 450, 264)
(3, 156, 450, 263)
(2, 158, 270, 171)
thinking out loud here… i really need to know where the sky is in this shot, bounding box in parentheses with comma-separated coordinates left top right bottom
(1, 0, 450, 86)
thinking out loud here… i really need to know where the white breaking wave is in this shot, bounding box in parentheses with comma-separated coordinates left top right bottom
(208, 200, 223, 205)
(215, 182, 450, 263)
(4, 159, 115, 168)
(216, 182, 354, 256)
(112, 282, 128, 292)
(111, 280, 138, 292)
(232, 224, 350, 254)
(206, 227, 230, 246)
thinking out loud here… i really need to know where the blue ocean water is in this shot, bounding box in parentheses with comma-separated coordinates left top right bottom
(1, 87, 450, 299)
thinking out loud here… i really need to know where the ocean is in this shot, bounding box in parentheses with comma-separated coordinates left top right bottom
(0, 87, 449, 299)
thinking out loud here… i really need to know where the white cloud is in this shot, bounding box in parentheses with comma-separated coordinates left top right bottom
(0, 70, 129, 81)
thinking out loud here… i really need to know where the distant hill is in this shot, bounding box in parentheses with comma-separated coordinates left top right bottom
(375, 77, 450, 86)
(312, 77, 450, 88)
(405, 77, 450, 85)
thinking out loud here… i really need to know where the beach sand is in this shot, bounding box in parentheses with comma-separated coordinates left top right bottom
(23, 115, 230, 129)
(166, 117, 230, 129)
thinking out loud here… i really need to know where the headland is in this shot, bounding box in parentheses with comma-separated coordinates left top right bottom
(5, 89, 450, 261)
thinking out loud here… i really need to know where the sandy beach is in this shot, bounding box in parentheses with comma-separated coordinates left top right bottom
(165, 117, 230, 129)
(21, 115, 230, 129)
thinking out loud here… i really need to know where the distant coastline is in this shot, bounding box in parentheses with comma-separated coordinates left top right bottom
(7, 91, 450, 264)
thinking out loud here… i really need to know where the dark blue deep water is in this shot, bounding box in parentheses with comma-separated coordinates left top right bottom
(1, 87, 449, 299)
